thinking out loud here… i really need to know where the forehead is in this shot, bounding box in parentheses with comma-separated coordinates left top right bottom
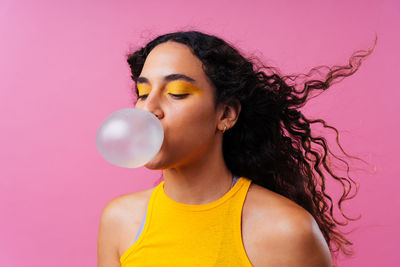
(140, 41, 208, 85)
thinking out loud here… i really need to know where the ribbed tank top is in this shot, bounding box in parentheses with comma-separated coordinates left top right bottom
(120, 176, 253, 266)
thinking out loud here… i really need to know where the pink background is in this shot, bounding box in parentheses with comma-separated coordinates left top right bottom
(1, 0, 398, 266)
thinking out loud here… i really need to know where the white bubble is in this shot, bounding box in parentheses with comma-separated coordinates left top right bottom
(96, 108, 164, 168)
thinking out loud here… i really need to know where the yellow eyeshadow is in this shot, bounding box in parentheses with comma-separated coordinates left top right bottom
(137, 84, 151, 96)
(165, 81, 202, 95)
(136, 81, 203, 97)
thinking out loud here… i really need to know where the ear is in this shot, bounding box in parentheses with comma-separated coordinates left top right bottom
(217, 99, 241, 132)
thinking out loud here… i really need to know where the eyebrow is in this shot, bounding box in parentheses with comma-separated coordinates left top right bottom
(137, 73, 197, 85)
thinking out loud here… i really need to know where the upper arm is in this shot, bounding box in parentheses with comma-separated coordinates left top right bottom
(97, 198, 124, 267)
(259, 208, 333, 267)
(283, 212, 333, 267)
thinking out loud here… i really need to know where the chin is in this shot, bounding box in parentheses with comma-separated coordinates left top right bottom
(144, 163, 164, 170)
(143, 154, 168, 170)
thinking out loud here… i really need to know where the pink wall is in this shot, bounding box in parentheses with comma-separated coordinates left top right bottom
(1, 0, 398, 266)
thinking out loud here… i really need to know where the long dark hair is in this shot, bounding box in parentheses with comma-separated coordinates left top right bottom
(126, 30, 376, 260)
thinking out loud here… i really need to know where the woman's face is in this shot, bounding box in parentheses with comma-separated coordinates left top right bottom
(135, 41, 223, 170)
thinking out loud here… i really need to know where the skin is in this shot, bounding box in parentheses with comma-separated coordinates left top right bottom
(97, 41, 333, 267)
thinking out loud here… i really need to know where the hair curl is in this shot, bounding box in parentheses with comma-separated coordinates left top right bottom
(126, 30, 377, 261)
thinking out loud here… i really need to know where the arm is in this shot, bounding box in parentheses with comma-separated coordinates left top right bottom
(258, 208, 333, 267)
(97, 200, 123, 267)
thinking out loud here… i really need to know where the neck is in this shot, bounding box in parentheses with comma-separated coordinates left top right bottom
(162, 144, 233, 205)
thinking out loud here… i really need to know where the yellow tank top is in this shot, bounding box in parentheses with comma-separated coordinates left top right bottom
(120, 177, 254, 266)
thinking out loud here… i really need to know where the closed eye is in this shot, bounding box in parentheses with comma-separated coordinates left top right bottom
(169, 93, 189, 99)
(137, 95, 148, 100)
(137, 94, 189, 100)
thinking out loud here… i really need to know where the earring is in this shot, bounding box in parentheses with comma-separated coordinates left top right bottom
(222, 125, 227, 133)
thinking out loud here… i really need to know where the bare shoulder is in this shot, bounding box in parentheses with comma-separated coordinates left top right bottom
(244, 183, 333, 267)
(99, 186, 155, 230)
(103, 187, 155, 217)
(97, 186, 156, 267)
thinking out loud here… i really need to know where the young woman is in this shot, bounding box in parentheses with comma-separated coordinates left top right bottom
(97, 31, 375, 267)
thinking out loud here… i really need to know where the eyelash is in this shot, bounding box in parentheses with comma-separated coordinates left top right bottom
(137, 93, 189, 100)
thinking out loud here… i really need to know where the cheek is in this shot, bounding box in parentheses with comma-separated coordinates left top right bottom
(165, 103, 216, 142)
(172, 102, 215, 127)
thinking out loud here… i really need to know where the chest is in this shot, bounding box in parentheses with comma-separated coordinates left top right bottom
(119, 185, 267, 266)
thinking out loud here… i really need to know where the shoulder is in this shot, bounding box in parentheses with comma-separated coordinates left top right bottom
(245, 183, 333, 267)
(97, 187, 156, 265)
(100, 186, 155, 224)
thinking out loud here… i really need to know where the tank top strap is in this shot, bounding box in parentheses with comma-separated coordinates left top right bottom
(231, 174, 240, 188)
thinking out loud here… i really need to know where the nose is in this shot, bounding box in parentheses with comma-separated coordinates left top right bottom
(140, 93, 164, 120)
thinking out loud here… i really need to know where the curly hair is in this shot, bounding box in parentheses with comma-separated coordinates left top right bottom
(126, 30, 377, 261)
